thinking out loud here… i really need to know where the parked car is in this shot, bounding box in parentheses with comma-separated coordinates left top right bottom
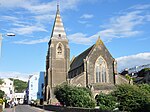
(19, 99, 24, 104)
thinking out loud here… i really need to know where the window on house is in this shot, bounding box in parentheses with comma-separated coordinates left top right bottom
(41, 91, 43, 96)
(42, 83, 44, 88)
(10, 90, 12, 94)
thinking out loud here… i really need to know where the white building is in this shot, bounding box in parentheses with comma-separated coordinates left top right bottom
(0, 78, 14, 101)
(128, 64, 150, 74)
(28, 74, 39, 104)
(15, 92, 25, 104)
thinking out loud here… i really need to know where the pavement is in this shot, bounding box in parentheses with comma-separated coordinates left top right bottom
(3, 105, 50, 112)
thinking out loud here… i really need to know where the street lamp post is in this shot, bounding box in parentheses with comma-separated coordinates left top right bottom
(0, 33, 15, 57)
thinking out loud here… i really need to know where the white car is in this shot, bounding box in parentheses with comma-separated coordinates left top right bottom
(19, 99, 24, 104)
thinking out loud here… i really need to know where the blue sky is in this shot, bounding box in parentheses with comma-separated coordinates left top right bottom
(0, 0, 150, 80)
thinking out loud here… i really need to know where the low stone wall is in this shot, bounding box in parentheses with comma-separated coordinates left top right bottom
(44, 105, 110, 112)
(115, 74, 129, 85)
(34, 105, 43, 109)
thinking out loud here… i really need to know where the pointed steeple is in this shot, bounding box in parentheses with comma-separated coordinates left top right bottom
(51, 4, 67, 39)
(57, 3, 59, 13)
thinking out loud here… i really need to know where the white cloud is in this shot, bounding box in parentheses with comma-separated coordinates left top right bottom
(0, 71, 30, 82)
(0, 0, 29, 8)
(1, 16, 18, 22)
(0, 0, 82, 37)
(78, 20, 88, 24)
(116, 52, 150, 72)
(137, 37, 150, 41)
(23, 0, 81, 14)
(1, 15, 48, 35)
(68, 33, 95, 45)
(69, 9, 150, 45)
(99, 11, 144, 41)
(22, 1, 56, 14)
(80, 14, 94, 19)
(146, 15, 150, 21)
(13, 37, 49, 44)
(34, 14, 55, 23)
(131, 4, 150, 10)
(2, 2, 150, 45)
(0, 0, 81, 14)
(60, 0, 81, 11)
(1, 15, 31, 26)
(10, 25, 47, 35)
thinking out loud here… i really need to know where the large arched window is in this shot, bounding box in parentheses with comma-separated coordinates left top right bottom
(95, 56, 108, 83)
(56, 42, 64, 58)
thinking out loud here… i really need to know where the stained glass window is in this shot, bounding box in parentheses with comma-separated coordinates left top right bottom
(95, 56, 108, 83)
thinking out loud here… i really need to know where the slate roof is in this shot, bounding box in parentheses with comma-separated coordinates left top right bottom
(69, 45, 94, 71)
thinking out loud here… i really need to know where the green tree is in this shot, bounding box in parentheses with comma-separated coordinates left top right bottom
(14, 79, 27, 92)
(137, 84, 150, 93)
(0, 90, 5, 98)
(138, 68, 150, 77)
(77, 86, 93, 97)
(9, 78, 28, 92)
(95, 93, 117, 111)
(0, 79, 4, 85)
(54, 84, 96, 108)
(125, 74, 132, 84)
(112, 84, 150, 112)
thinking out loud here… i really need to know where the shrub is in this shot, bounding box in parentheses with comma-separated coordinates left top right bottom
(78, 86, 93, 97)
(95, 93, 117, 111)
(0, 99, 3, 104)
(0, 79, 4, 85)
(138, 68, 150, 77)
(138, 84, 150, 93)
(112, 84, 150, 112)
(0, 90, 5, 99)
(54, 84, 96, 108)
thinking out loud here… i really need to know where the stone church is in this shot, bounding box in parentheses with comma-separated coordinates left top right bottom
(44, 5, 118, 104)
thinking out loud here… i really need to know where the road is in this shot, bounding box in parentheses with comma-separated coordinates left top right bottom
(4, 105, 50, 112)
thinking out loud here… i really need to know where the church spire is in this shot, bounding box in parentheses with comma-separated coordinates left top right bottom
(51, 3, 67, 39)
(57, 2, 59, 13)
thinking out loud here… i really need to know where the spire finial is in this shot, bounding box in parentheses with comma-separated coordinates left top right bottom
(57, 1, 59, 12)
(96, 36, 103, 46)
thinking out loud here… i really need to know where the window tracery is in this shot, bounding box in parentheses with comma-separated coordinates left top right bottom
(57, 43, 62, 54)
(95, 56, 108, 83)
(56, 42, 64, 58)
